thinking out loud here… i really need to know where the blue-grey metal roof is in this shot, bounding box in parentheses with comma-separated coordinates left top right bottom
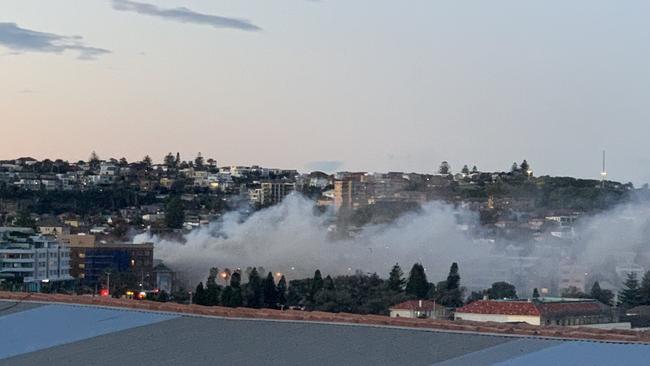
(1, 300, 649, 366)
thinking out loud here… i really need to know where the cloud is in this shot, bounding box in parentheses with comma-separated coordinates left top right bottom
(111, 0, 261, 31)
(0, 23, 109, 60)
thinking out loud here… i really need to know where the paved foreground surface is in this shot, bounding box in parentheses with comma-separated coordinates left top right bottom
(1, 300, 649, 365)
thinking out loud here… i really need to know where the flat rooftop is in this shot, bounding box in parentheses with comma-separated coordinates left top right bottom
(1, 293, 650, 365)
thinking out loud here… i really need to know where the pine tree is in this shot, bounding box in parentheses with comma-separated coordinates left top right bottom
(511, 162, 519, 172)
(324, 275, 335, 291)
(142, 155, 152, 168)
(471, 165, 478, 174)
(591, 281, 614, 306)
(619, 272, 642, 308)
(640, 271, 650, 305)
(262, 272, 278, 308)
(205, 283, 221, 306)
(89, 151, 100, 170)
(532, 288, 540, 299)
(207, 267, 218, 286)
(195, 153, 204, 170)
(229, 272, 243, 307)
(520, 159, 530, 172)
(221, 286, 233, 307)
(446, 262, 461, 291)
(165, 197, 185, 229)
(388, 263, 405, 292)
(164, 153, 175, 168)
(193, 282, 206, 305)
(311, 270, 324, 297)
(461, 165, 470, 175)
(438, 161, 451, 175)
(438, 262, 463, 307)
(405, 263, 429, 299)
(277, 275, 287, 308)
(245, 268, 263, 308)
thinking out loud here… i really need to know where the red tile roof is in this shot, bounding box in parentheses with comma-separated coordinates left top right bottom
(390, 300, 436, 311)
(537, 301, 606, 317)
(455, 300, 541, 316)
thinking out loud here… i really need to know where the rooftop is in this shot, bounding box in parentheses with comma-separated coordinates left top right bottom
(1, 294, 650, 366)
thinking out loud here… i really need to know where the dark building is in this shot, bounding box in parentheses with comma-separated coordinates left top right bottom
(67, 240, 154, 288)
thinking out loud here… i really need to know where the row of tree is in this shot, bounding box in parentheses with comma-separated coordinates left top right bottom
(191, 262, 466, 315)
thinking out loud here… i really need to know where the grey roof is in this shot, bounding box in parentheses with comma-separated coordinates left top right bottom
(1, 300, 649, 366)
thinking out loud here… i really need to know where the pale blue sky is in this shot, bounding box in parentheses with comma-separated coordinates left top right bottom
(2, 1, 650, 184)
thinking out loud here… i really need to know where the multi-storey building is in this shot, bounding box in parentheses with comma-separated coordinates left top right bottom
(333, 174, 369, 211)
(259, 181, 296, 206)
(0, 228, 72, 291)
(66, 237, 154, 288)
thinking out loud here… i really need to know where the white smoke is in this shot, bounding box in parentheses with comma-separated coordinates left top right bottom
(135, 194, 650, 294)
(135, 194, 489, 285)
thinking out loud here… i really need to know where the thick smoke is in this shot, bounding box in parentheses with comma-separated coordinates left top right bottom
(136, 194, 650, 295)
(136, 195, 489, 286)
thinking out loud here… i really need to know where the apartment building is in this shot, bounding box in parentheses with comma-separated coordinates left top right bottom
(0, 228, 72, 291)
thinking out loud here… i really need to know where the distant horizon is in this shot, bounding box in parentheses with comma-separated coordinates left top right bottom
(1, 152, 636, 186)
(4, 1, 650, 185)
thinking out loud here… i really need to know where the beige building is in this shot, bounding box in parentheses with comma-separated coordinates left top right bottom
(455, 299, 615, 327)
(260, 181, 295, 206)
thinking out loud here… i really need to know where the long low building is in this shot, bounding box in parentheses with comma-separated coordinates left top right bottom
(455, 298, 616, 327)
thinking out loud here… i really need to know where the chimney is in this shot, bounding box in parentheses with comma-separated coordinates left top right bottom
(418, 299, 422, 308)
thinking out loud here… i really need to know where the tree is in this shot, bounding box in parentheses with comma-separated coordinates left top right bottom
(438, 161, 451, 175)
(640, 271, 650, 304)
(590, 281, 614, 306)
(193, 282, 207, 305)
(205, 283, 221, 306)
(387, 263, 405, 292)
(118, 157, 128, 167)
(510, 162, 519, 172)
(175, 152, 181, 166)
(194, 153, 204, 170)
(227, 272, 243, 307)
(164, 153, 175, 168)
(310, 269, 324, 302)
(89, 151, 101, 170)
(277, 275, 287, 308)
(619, 272, 642, 308)
(405, 263, 429, 299)
(245, 268, 263, 308)
(262, 272, 278, 308)
(141, 155, 152, 168)
(520, 159, 530, 173)
(532, 288, 540, 299)
(207, 267, 219, 286)
(488, 281, 517, 300)
(13, 209, 35, 228)
(165, 196, 185, 229)
(471, 165, 478, 174)
(561, 286, 587, 298)
(461, 165, 470, 175)
(438, 262, 463, 307)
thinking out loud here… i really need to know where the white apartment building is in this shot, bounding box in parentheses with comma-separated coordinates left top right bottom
(0, 228, 72, 291)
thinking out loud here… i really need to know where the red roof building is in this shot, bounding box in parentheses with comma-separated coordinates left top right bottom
(455, 299, 615, 326)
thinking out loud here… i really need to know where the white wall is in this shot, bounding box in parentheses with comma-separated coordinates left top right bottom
(454, 312, 541, 326)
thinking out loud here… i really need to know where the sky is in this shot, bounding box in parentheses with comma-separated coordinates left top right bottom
(2, 1, 650, 184)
